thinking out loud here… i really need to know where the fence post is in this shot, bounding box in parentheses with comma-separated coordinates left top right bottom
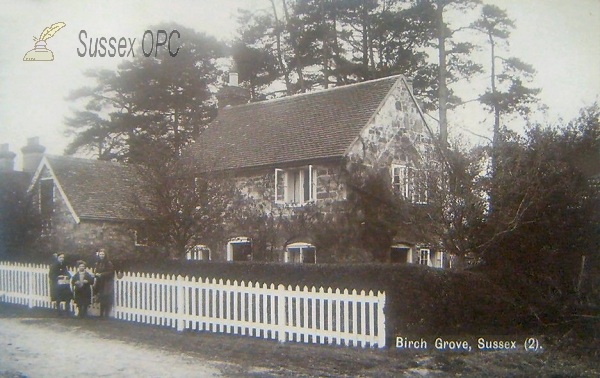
(176, 275, 185, 332)
(377, 291, 386, 348)
(277, 284, 286, 343)
(27, 264, 35, 308)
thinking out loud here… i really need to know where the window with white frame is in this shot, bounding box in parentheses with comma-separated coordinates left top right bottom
(227, 237, 253, 261)
(419, 248, 431, 266)
(186, 245, 211, 261)
(285, 242, 316, 263)
(434, 251, 445, 269)
(275, 165, 316, 205)
(391, 165, 428, 204)
(390, 244, 412, 264)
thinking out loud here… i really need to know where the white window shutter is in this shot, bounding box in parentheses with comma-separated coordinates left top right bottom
(275, 169, 285, 204)
(309, 165, 314, 201)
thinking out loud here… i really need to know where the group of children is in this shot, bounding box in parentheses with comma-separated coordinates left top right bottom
(48, 249, 115, 318)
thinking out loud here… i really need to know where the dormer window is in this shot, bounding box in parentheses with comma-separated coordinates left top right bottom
(275, 165, 316, 206)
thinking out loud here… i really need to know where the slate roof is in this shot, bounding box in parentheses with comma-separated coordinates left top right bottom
(186, 75, 403, 171)
(42, 155, 146, 221)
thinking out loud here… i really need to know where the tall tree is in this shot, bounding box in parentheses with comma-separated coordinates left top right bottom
(65, 24, 237, 257)
(472, 4, 540, 167)
(234, 0, 441, 108)
(427, 0, 482, 147)
(65, 24, 224, 164)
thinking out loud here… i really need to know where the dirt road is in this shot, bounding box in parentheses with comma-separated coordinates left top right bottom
(1, 304, 598, 377)
(0, 318, 224, 377)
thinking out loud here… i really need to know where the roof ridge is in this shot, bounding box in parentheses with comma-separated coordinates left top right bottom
(46, 154, 131, 167)
(222, 74, 405, 111)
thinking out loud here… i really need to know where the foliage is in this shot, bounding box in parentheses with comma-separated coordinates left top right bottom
(233, 0, 439, 107)
(131, 156, 240, 258)
(64, 23, 225, 164)
(0, 175, 40, 257)
(471, 4, 540, 145)
(479, 105, 600, 316)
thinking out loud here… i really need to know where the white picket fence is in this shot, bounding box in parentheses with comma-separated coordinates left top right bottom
(0, 261, 387, 348)
(0, 262, 54, 309)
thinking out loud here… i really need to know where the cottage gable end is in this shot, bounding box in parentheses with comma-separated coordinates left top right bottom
(28, 156, 81, 224)
(347, 77, 432, 168)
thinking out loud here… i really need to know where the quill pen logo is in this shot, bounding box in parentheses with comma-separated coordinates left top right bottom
(23, 22, 66, 61)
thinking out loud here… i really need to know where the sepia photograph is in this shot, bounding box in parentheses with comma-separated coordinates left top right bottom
(0, 0, 599, 376)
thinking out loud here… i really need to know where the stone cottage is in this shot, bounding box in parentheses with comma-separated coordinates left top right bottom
(186, 74, 447, 267)
(26, 153, 149, 259)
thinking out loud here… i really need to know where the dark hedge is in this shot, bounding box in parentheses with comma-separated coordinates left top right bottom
(1, 254, 530, 340)
(111, 259, 530, 339)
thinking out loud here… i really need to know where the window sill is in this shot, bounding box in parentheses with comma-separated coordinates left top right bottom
(275, 201, 316, 208)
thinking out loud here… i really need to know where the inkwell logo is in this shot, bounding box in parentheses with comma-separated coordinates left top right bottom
(23, 22, 66, 61)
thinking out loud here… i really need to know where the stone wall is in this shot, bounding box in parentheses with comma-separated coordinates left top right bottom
(347, 79, 434, 169)
(233, 162, 346, 216)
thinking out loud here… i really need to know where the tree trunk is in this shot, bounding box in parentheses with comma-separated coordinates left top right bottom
(282, 0, 306, 92)
(270, 0, 293, 96)
(320, 0, 329, 88)
(436, 0, 448, 149)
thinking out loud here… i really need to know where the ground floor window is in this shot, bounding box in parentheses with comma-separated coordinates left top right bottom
(186, 245, 211, 261)
(134, 228, 149, 246)
(227, 237, 253, 261)
(285, 242, 316, 263)
(390, 244, 412, 263)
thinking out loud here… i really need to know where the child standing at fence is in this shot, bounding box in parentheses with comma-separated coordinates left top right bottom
(71, 260, 94, 318)
(93, 249, 115, 318)
(49, 253, 72, 317)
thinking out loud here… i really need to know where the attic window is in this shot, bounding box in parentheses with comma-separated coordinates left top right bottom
(275, 165, 316, 206)
(391, 165, 428, 204)
(40, 178, 54, 217)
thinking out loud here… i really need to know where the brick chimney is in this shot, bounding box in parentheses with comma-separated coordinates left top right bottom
(0, 144, 16, 172)
(216, 63, 250, 108)
(21, 137, 46, 174)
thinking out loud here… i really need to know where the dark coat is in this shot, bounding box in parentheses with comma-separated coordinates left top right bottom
(93, 259, 115, 305)
(71, 271, 95, 306)
(49, 261, 72, 302)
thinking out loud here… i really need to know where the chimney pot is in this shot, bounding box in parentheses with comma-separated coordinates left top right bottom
(21, 137, 46, 174)
(229, 72, 239, 87)
(0, 144, 17, 172)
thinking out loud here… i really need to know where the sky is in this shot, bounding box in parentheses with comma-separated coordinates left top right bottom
(0, 0, 599, 170)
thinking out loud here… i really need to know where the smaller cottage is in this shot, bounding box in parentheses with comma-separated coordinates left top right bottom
(27, 153, 149, 258)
